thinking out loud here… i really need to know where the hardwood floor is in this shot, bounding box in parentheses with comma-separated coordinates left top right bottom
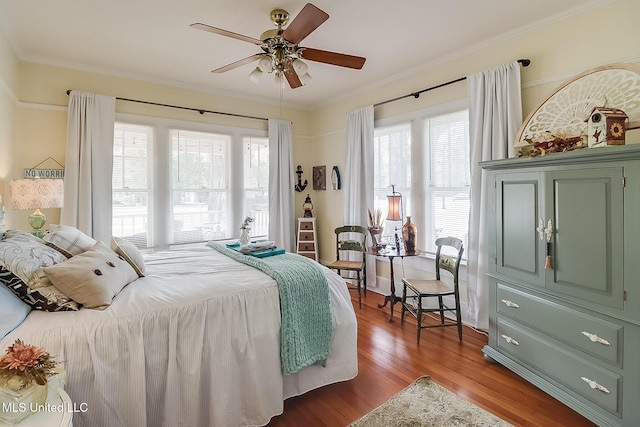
(268, 291, 596, 427)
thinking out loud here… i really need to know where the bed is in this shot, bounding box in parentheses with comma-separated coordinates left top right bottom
(0, 228, 358, 427)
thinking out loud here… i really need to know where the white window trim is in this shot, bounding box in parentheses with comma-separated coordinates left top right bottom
(115, 112, 267, 250)
(372, 98, 469, 276)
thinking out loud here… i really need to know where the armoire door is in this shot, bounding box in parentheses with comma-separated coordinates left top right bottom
(495, 172, 545, 288)
(545, 167, 624, 309)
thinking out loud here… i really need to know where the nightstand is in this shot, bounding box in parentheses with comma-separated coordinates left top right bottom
(0, 387, 74, 427)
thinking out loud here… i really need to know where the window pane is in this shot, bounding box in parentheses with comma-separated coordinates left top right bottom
(426, 110, 470, 256)
(243, 137, 269, 237)
(374, 123, 411, 232)
(374, 110, 470, 258)
(171, 130, 229, 244)
(430, 111, 470, 187)
(112, 123, 151, 248)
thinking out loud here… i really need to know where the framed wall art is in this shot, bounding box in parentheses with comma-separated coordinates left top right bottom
(313, 166, 326, 190)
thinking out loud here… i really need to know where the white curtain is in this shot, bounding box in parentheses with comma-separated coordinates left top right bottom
(268, 119, 295, 252)
(61, 91, 116, 242)
(466, 62, 522, 330)
(344, 106, 375, 281)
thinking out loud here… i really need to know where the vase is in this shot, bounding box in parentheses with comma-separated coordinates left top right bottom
(239, 227, 250, 245)
(402, 216, 417, 254)
(0, 380, 48, 424)
(368, 227, 383, 248)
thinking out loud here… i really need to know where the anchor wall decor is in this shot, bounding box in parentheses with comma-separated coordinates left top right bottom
(295, 165, 307, 192)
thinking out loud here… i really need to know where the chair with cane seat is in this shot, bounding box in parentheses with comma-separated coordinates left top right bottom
(324, 225, 367, 308)
(401, 236, 464, 344)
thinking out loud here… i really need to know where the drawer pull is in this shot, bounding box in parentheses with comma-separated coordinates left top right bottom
(500, 299, 520, 308)
(581, 331, 611, 346)
(581, 377, 611, 394)
(501, 334, 520, 346)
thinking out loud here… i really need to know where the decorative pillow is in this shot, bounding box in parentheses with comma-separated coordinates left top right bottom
(43, 241, 74, 259)
(43, 224, 96, 256)
(0, 266, 79, 311)
(43, 241, 138, 310)
(0, 281, 31, 339)
(0, 230, 69, 289)
(111, 237, 146, 277)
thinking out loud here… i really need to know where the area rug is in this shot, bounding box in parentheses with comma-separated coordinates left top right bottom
(348, 376, 513, 427)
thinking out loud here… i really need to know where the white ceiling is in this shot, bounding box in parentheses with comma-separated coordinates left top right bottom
(0, 0, 609, 109)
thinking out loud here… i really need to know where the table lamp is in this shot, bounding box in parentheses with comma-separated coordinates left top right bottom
(0, 193, 4, 233)
(10, 178, 64, 238)
(386, 185, 403, 221)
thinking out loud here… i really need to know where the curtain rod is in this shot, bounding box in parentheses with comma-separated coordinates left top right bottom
(65, 90, 268, 122)
(373, 59, 531, 108)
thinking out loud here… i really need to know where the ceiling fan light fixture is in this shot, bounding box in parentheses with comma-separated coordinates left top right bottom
(299, 72, 312, 85)
(258, 57, 274, 72)
(248, 67, 263, 84)
(292, 58, 308, 75)
(192, 3, 366, 90)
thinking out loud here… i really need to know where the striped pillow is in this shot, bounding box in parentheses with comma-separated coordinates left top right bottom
(43, 224, 96, 256)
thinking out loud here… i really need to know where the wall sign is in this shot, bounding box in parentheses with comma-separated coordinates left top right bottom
(24, 169, 65, 178)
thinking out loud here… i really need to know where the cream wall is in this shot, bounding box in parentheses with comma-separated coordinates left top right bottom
(306, 0, 640, 270)
(1, 1, 640, 266)
(2, 56, 313, 229)
(0, 22, 18, 228)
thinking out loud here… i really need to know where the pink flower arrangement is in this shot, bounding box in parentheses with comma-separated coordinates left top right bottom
(0, 340, 58, 390)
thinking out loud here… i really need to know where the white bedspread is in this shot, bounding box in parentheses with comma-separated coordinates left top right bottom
(0, 246, 358, 427)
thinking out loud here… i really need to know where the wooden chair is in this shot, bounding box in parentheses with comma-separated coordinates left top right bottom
(401, 236, 464, 344)
(325, 225, 368, 308)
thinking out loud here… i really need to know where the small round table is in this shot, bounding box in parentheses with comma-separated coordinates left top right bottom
(367, 247, 424, 322)
(0, 387, 73, 427)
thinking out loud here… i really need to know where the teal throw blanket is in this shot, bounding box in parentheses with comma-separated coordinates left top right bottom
(207, 242, 332, 374)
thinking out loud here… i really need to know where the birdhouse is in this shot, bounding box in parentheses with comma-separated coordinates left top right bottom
(586, 107, 628, 148)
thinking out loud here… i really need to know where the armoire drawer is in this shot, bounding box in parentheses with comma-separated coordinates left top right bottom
(496, 282, 622, 367)
(497, 318, 621, 416)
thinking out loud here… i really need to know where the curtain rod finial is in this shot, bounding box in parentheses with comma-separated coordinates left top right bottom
(518, 59, 531, 67)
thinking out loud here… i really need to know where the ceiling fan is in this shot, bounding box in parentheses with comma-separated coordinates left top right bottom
(190, 3, 366, 89)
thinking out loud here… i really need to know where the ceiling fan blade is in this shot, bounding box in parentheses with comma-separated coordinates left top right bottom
(211, 54, 265, 73)
(281, 3, 329, 44)
(301, 48, 366, 69)
(284, 67, 303, 89)
(190, 23, 263, 45)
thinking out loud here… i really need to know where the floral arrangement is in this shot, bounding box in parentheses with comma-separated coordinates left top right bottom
(240, 216, 254, 230)
(0, 340, 58, 391)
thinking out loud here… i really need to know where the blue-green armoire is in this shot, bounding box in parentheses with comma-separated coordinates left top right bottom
(481, 143, 640, 426)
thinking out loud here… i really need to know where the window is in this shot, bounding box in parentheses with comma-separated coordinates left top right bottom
(243, 137, 269, 237)
(112, 123, 152, 248)
(374, 109, 470, 257)
(171, 130, 229, 244)
(112, 118, 268, 249)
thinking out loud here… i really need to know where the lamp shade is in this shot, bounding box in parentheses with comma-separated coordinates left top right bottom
(386, 193, 402, 221)
(10, 179, 64, 210)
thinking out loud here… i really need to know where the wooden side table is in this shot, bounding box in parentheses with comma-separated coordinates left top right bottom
(0, 387, 74, 427)
(367, 247, 424, 322)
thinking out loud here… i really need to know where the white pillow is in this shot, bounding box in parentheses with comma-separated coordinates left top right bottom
(43, 241, 138, 310)
(111, 237, 146, 277)
(43, 224, 96, 256)
(0, 284, 30, 339)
